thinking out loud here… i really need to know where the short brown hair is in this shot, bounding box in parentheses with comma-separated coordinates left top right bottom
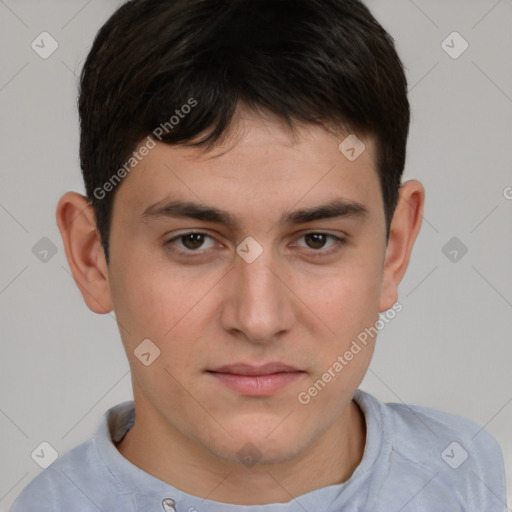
(78, 0, 410, 263)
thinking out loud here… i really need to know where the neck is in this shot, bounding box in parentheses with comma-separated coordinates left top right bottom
(116, 399, 366, 505)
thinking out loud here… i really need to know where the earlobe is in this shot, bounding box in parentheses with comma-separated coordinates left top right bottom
(379, 180, 425, 312)
(56, 192, 113, 314)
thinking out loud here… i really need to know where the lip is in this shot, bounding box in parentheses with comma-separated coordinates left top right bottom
(209, 362, 301, 375)
(207, 362, 305, 396)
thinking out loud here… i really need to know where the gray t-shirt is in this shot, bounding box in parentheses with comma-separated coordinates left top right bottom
(9, 389, 508, 511)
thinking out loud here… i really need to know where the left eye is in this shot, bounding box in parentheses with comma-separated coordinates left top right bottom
(294, 233, 342, 251)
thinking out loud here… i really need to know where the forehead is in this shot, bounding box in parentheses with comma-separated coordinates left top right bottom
(112, 112, 381, 227)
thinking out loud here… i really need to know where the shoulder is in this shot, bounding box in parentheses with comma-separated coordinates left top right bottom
(359, 391, 507, 510)
(387, 398, 504, 469)
(9, 403, 135, 512)
(9, 440, 97, 512)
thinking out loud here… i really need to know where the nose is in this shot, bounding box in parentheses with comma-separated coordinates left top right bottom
(219, 246, 295, 344)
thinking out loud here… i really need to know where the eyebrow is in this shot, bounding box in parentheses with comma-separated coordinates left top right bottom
(140, 197, 369, 228)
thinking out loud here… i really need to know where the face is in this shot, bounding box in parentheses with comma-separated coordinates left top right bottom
(102, 111, 394, 464)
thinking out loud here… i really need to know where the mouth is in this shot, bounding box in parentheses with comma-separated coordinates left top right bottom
(206, 362, 305, 396)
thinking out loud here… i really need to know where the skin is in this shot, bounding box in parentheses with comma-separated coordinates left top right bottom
(56, 108, 424, 506)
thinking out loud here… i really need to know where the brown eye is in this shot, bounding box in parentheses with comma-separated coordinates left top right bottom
(304, 233, 329, 250)
(165, 232, 217, 253)
(295, 232, 345, 253)
(181, 233, 206, 250)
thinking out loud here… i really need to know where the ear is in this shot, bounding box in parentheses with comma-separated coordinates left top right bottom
(56, 192, 113, 314)
(379, 179, 425, 312)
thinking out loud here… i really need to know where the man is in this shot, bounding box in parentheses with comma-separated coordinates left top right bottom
(10, 0, 507, 510)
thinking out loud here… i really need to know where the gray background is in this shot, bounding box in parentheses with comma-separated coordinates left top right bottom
(1, 0, 511, 509)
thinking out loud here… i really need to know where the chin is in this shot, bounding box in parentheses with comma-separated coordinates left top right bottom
(203, 423, 310, 466)
(216, 441, 304, 466)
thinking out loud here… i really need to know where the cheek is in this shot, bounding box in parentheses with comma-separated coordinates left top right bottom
(110, 258, 221, 366)
(111, 266, 209, 400)
(303, 254, 383, 340)
(108, 257, 183, 345)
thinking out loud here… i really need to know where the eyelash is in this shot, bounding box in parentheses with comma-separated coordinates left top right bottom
(164, 231, 346, 258)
